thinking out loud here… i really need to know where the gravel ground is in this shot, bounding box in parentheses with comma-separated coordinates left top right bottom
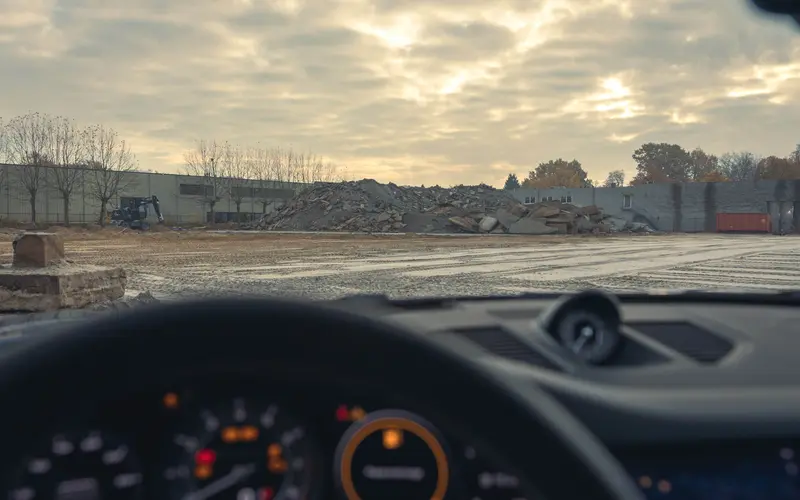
(3, 231, 797, 301)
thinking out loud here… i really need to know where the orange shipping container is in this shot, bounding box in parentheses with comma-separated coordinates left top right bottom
(716, 213, 771, 233)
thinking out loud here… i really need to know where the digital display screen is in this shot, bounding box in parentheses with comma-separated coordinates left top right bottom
(621, 443, 800, 500)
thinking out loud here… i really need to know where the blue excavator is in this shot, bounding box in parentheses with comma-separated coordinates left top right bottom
(108, 195, 165, 230)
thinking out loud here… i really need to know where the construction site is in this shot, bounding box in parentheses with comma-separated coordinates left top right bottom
(0, 173, 798, 311)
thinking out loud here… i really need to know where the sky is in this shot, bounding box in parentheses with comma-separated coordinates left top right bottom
(1, 0, 799, 188)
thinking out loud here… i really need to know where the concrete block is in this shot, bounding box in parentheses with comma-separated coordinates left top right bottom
(0, 264, 127, 312)
(12, 232, 65, 268)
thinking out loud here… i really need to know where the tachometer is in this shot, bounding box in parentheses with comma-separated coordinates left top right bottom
(162, 397, 321, 500)
(7, 430, 144, 500)
(334, 409, 450, 500)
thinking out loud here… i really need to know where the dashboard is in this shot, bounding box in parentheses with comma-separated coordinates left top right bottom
(3, 289, 800, 500)
(4, 378, 528, 500)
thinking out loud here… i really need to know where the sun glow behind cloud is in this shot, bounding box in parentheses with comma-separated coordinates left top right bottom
(0, 0, 798, 187)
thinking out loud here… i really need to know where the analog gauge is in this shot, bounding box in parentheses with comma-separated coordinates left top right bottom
(7, 430, 144, 500)
(161, 397, 321, 500)
(557, 310, 621, 364)
(334, 409, 450, 500)
(461, 446, 530, 500)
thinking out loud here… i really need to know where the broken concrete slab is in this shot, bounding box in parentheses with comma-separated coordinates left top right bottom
(508, 218, 558, 235)
(0, 264, 127, 312)
(479, 216, 499, 232)
(12, 232, 65, 268)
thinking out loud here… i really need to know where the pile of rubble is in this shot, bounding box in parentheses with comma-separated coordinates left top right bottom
(251, 179, 652, 235)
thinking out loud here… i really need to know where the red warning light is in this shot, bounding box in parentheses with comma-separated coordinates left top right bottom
(195, 449, 217, 466)
(259, 487, 275, 500)
(335, 405, 349, 422)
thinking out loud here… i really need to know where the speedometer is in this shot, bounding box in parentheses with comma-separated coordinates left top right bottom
(7, 430, 144, 500)
(161, 397, 322, 500)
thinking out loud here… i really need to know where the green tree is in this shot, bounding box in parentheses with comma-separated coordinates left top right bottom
(503, 173, 520, 190)
(631, 143, 692, 184)
(603, 170, 625, 187)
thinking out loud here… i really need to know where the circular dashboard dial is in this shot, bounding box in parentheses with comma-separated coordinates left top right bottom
(557, 310, 621, 364)
(7, 430, 144, 500)
(334, 409, 450, 500)
(162, 397, 321, 500)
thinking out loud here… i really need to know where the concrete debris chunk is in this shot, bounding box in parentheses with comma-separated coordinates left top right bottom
(0, 265, 127, 312)
(249, 179, 653, 235)
(12, 232, 65, 268)
(1, 231, 127, 312)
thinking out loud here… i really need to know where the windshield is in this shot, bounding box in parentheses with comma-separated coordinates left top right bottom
(0, 0, 799, 307)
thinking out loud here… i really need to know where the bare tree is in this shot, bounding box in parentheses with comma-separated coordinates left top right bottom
(183, 139, 225, 224)
(603, 169, 625, 187)
(49, 117, 86, 225)
(3, 112, 55, 223)
(718, 152, 760, 182)
(84, 125, 137, 226)
(220, 142, 253, 222)
(250, 146, 278, 213)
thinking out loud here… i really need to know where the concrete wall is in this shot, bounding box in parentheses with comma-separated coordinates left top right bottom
(512, 180, 800, 233)
(0, 163, 305, 225)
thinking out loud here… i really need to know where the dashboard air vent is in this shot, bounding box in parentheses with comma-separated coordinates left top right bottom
(626, 321, 733, 363)
(453, 327, 563, 371)
(487, 309, 543, 320)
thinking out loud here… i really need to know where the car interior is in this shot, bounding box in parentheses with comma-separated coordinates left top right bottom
(2, 288, 800, 500)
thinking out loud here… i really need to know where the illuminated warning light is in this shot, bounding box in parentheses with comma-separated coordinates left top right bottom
(195, 449, 216, 466)
(335, 405, 366, 422)
(258, 487, 275, 500)
(194, 464, 212, 479)
(163, 392, 179, 409)
(350, 406, 366, 421)
(268, 457, 288, 474)
(382, 428, 403, 450)
(239, 425, 259, 442)
(657, 480, 672, 493)
(222, 426, 260, 443)
(267, 443, 287, 474)
(222, 427, 239, 443)
(638, 476, 652, 489)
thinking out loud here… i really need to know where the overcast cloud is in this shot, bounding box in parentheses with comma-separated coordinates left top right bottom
(1, 0, 799, 186)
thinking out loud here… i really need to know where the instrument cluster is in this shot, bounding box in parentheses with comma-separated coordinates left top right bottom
(4, 381, 530, 500)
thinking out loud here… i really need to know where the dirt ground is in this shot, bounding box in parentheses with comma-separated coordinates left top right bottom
(2, 228, 799, 300)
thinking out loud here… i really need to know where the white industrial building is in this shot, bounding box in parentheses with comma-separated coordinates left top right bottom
(0, 163, 303, 225)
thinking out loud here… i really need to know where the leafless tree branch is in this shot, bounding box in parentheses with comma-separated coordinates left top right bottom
(3, 112, 56, 224)
(49, 117, 86, 225)
(84, 124, 137, 226)
(183, 139, 225, 223)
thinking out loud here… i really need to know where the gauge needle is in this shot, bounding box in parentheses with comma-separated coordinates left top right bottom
(182, 464, 256, 500)
(572, 327, 595, 353)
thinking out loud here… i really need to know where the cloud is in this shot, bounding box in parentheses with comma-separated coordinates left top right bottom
(0, 0, 799, 187)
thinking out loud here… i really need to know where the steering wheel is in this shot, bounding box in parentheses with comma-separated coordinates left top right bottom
(0, 298, 644, 500)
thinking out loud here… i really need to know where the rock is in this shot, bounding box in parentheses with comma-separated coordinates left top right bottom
(479, 216, 499, 232)
(0, 264, 127, 312)
(495, 208, 520, 229)
(578, 205, 601, 216)
(448, 216, 479, 232)
(252, 179, 609, 235)
(530, 205, 561, 218)
(12, 232, 65, 268)
(509, 204, 529, 218)
(508, 218, 558, 235)
(576, 217, 598, 233)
